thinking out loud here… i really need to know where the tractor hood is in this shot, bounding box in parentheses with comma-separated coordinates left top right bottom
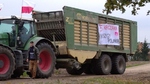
(0, 33, 9, 46)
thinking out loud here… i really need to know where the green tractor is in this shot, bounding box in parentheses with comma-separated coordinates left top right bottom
(0, 16, 56, 80)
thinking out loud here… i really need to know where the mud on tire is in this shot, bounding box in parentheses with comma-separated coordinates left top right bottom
(36, 43, 56, 78)
(0, 46, 15, 80)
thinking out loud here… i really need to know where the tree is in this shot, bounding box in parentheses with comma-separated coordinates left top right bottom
(141, 39, 149, 61)
(133, 44, 142, 61)
(103, 0, 150, 15)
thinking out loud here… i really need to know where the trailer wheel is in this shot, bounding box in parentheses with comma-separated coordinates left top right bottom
(84, 64, 93, 75)
(66, 68, 84, 75)
(92, 54, 112, 75)
(0, 46, 15, 80)
(36, 43, 56, 78)
(111, 55, 126, 74)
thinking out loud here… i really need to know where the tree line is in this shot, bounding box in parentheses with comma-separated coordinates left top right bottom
(132, 39, 150, 61)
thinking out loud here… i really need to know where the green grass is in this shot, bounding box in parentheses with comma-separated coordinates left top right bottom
(82, 77, 145, 84)
(21, 72, 28, 77)
(126, 62, 149, 68)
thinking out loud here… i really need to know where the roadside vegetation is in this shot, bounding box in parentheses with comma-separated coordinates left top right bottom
(126, 61, 149, 68)
(133, 39, 150, 61)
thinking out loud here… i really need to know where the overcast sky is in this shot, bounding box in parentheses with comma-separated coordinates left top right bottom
(0, 0, 150, 42)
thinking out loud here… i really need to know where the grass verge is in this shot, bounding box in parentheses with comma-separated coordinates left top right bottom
(126, 61, 149, 68)
(21, 72, 28, 77)
(82, 77, 145, 84)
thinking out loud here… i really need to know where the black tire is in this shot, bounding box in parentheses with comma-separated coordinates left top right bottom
(27, 72, 32, 77)
(0, 46, 15, 81)
(11, 67, 24, 78)
(111, 55, 126, 74)
(36, 43, 56, 78)
(66, 68, 84, 75)
(84, 64, 93, 75)
(92, 54, 112, 75)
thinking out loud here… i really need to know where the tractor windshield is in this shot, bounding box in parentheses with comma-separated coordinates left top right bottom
(0, 19, 36, 47)
(0, 19, 15, 33)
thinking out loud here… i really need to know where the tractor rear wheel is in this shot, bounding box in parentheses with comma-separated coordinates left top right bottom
(0, 46, 15, 80)
(36, 43, 56, 78)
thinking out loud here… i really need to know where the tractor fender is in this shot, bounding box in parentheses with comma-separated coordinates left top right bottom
(24, 37, 56, 51)
(0, 44, 15, 57)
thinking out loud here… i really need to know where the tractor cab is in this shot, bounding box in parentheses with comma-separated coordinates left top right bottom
(0, 16, 36, 48)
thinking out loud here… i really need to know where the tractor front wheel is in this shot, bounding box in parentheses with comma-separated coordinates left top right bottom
(0, 46, 15, 80)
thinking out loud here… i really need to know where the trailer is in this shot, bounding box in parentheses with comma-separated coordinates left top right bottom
(32, 6, 137, 75)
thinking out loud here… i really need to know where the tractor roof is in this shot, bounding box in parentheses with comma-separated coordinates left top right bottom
(0, 16, 34, 21)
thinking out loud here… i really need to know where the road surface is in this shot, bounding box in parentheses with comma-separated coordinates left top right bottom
(1, 62, 150, 84)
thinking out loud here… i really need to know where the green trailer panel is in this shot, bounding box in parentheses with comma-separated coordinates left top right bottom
(63, 6, 137, 54)
(32, 6, 137, 55)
